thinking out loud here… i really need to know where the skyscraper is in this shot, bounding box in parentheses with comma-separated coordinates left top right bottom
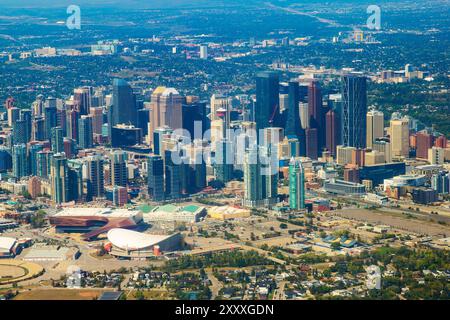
(149, 87, 183, 146)
(110, 150, 127, 187)
(416, 130, 434, 159)
(308, 80, 325, 150)
(12, 144, 28, 178)
(37, 150, 53, 179)
(51, 126, 64, 154)
(243, 145, 263, 208)
(78, 115, 93, 149)
(255, 71, 280, 133)
(390, 118, 409, 158)
(164, 150, 181, 199)
(366, 110, 384, 149)
(44, 106, 57, 141)
(289, 158, 305, 210)
(73, 87, 92, 115)
(147, 155, 165, 201)
(111, 79, 137, 127)
(29, 143, 44, 176)
(326, 109, 340, 157)
(84, 155, 105, 200)
(305, 128, 318, 160)
(341, 74, 367, 149)
(66, 109, 80, 141)
(50, 153, 69, 204)
(285, 81, 303, 138)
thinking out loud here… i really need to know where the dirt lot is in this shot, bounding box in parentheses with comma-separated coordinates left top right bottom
(331, 208, 450, 237)
(14, 289, 107, 300)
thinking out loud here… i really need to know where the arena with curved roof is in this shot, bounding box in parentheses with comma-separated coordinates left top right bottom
(105, 229, 183, 259)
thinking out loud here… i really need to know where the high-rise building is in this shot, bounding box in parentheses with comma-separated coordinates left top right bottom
(12, 119, 28, 145)
(50, 153, 69, 204)
(20, 109, 32, 143)
(164, 150, 181, 199)
(37, 150, 53, 179)
(289, 158, 305, 210)
(7, 107, 20, 127)
(78, 115, 93, 149)
(149, 87, 184, 146)
(111, 124, 142, 148)
(305, 128, 318, 160)
(51, 126, 64, 154)
(428, 147, 445, 165)
(308, 80, 325, 150)
(182, 101, 209, 138)
(66, 109, 79, 141)
(112, 186, 128, 206)
(390, 118, 409, 158)
(73, 87, 92, 115)
(111, 79, 137, 127)
(214, 139, 234, 184)
(67, 159, 83, 202)
(325, 109, 340, 157)
(29, 143, 44, 176)
(341, 74, 367, 149)
(84, 155, 105, 200)
(366, 110, 384, 149)
(44, 106, 57, 141)
(12, 144, 28, 178)
(147, 155, 165, 201)
(416, 130, 434, 159)
(110, 150, 127, 187)
(32, 117, 46, 141)
(431, 172, 450, 194)
(336, 145, 356, 166)
(137, 108, 150, 137)
(243, 145, 263, 208)
(285, 81, 303, 138)
(255, 71, 280, 132)
(90, 107, 104, 135)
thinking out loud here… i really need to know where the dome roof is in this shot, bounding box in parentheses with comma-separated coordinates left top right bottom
(107, 229, 169, 251)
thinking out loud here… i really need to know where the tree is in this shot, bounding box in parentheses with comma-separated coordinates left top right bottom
(330, 242, 341, 251)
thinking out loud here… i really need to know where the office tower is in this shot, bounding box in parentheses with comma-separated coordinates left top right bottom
(344, 167, 360, 183)
(32, 95, 44, 117)
(137, 108, 150, 137)
(308, 80, 325, 150)
(214, 139, 234, 184)
(373, 140, 391, 163)
(365, 150, 385, 165)
(67, 159, 83, 202)
(7, 107, 20, 127)
(434, 135, 448, 148)
(210, 94, 232, 122)
(261, 144, 278, 205)
(12, 144, 28, 178)
(29, 143, 44, 176)
(428, 147, 445, 165)
(305, 128, 318, 160)
(37, 150, 53, 179)
(366, 110, 384, 148)
(164, 150, 181, 199)
(279, 93, 289, 113)
(78, 115, 93, 149)
(285, 81, 302, 138)
(153, 127, 173, 156)
(110, 150, 127, 187)
(112, 186, 128, 206)
(111, 79, 137, 127)
(336, 145, 356, 165)
(73, 87, 92, 115)
(66, 109, 80, 141)
(255, 71, 280, 132)
(32, 117, 46, 141)
(44, 106, 57, 141)
(390, 118, 409, 158)
(12, 119, 28, 145)
(243, 145, 263, 208)
(416, 130, 434, 159)
(299, 102, 309, 130)
(20, 109, 32, 143)
(431, 172, 450, 194)
(199, 45, 208, 59)
(64, 138, 77, 158)
(148, 155, 165, 201)
(51, 126, 64, 154)
(56, 108, 66, 135)
(289, 158, 305, 210)
(5, 97, 15, 110)
(90, 107, 104, 135)
(149, 87, 183, 146)
(182, 101, 209, 138)
(351, 149, 365, 167)
(0, 147, 12, 172)
(45, 97, 57, 109)
(111, 124, 142, 148)
(326, 109, 340, 156)
(50, 153, 69, 204)
(341, 74, 367, 148)
(84, 155, 105, 199)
